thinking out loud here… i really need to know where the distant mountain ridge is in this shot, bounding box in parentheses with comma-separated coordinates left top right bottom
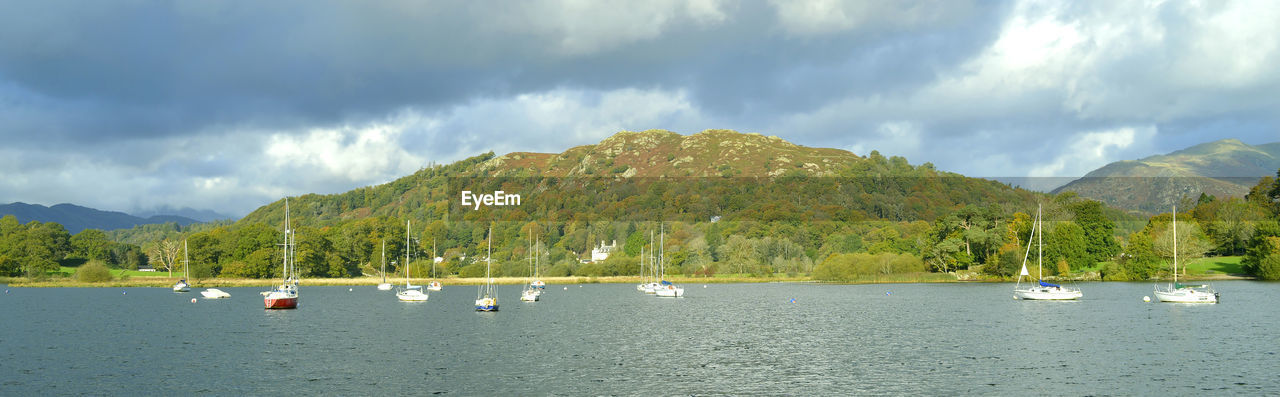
(131, 206, 233, 223)
(0, 202, 201, 234)
(1053, 138, 1280, 213)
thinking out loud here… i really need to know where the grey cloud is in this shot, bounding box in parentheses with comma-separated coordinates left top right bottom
(1, 0, 1277, 216)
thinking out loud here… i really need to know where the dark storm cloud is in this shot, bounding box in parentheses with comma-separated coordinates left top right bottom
(0, 1, 1003, 143)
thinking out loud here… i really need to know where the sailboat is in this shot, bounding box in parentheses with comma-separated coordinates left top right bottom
(521, 236, 541, 302)
(1154, 206, 1219, 303)
(641, 231, 660, 294)
(475, 226, 499, 311)
(377, 240, 393, 290)
(636, 245, 648, 292)
(396, 220, 429, 302)
(426, 238, 442, 291)
(1014, 204, 1082, 300)
(172, 239, 191, 292)
(262, 198, 299, 309)
(655, 224, 685, 298)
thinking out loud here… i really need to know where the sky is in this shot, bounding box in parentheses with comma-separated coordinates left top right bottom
(1, 0, 1278, 218)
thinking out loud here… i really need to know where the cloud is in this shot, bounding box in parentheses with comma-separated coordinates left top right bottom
(1, 0, 1278, 216)
(1028, 125, 1156, 178)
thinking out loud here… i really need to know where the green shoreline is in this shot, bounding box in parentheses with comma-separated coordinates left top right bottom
(2, 272, 1252, 288)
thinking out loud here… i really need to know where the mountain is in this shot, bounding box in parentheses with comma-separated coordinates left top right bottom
(237, 129, 1043, 228)
(131, 206, 234, 223)
(0, 202, 201, 234)
(1052, 138, 1280, 214)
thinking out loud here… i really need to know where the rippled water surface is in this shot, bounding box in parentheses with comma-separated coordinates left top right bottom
(2, 281, 1277, 395)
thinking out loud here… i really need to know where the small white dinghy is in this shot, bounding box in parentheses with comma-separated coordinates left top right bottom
(200, 288, 230, 299)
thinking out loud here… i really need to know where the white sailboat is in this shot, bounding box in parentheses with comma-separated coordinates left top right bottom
(521, 236, 540, 302)
(396, 220, 429, 302)
(475, 226, 499, 311)
(262, 198, 299, 309)
(655, 224, 685, 298)
(172, 239, 191, 292)
(377, 240, 393, 290)
(636, 245, 649, 292)
(1154, 206, 1219, 303)
(641, 230, 660, 294)
(1014, 204, 1083, 300)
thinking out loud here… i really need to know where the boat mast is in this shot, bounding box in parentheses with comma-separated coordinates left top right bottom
(381, 240, 386, 283)
(282, 198, 290, 282)
(1173, 206, 1178, 285)
(659, 223, 665, 282)
(1037, 204, 1042, 282)
(483, 225, 493, 298)
(406, 220, 411, 286)
(183, 239, 189, 280)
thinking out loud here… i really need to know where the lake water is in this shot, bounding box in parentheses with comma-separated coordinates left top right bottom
(1, 281, 1277, 395)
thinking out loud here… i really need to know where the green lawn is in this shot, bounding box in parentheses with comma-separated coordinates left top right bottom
(1077, 256, 1244, 275)
(56, 266, 173, 278)
(1182, 256, 1243, 275)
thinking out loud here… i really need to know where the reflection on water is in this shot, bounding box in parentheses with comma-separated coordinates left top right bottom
(0, 282, 1276, 394)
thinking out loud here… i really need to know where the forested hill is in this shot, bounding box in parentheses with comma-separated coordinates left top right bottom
(238, 129, 1043, 228)
(63, 129, 1175, 282)
(1053, 138, 1280, 214)
(0, 202, 199, 234)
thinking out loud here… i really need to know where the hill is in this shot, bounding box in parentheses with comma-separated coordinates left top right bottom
(1052, 138, 1280, 214)
(236, 129, 1043, 228)
(0, 202, 200, 234)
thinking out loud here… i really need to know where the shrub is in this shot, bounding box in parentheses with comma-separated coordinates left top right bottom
(74, 261, 114, 283)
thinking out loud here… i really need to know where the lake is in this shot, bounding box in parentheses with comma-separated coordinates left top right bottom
(1, 281, 1277, 395)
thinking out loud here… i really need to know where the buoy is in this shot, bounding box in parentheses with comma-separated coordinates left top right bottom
(886, 291, 892, 296)
(1143, 296, 1151, 302)
(122, 291, 127, 295)
(191, 298, 197, 303)
(703, 285, 707, 288)
(563, 287, 568, 290)
(579, 285, 583, 288)
(348, 288, 353, 292)
(789, 298, 796, 303)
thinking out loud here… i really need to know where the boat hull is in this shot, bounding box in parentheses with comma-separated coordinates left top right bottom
(521, 291, 540, 302)
(656, 287, 685, 297)
(475, 298, 499, 311)
(1014, 287, 1082, 300)
(264, 296, 298, 309)
(376, 283, 393, 291)
(396, 290, 429, 302)
(427, 282, 442, 291)
(1154, 288, 1218, 303)
(200, 289, 230, 299)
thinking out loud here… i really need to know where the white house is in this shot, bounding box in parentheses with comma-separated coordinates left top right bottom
(588, 240, 618, 263)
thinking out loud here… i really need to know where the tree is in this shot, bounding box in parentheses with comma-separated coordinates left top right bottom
(1152, 219, 1213, 276)
(1044, 221, 1090, 272)
(1242, 221, 1280, 277)
(71, 229, 114, 263)
(20, 221, 71, 277)
(1248, 235, 1280, 280)
(151, 239, 181, 276)
(1067, 200, 1121, 263)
